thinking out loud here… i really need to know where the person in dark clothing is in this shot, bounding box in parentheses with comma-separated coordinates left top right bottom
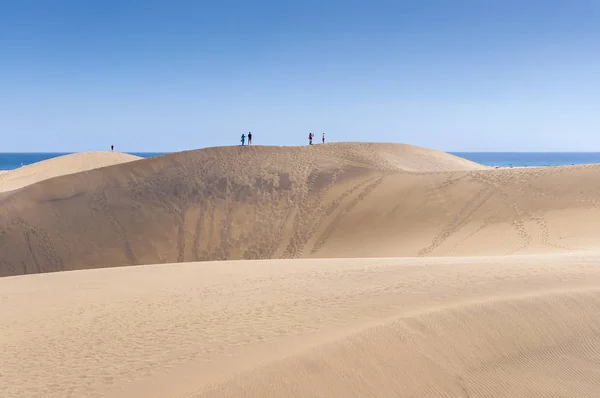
(111, 145, 114, 151)
(308, 133, 313, 145)
(248, 132, 253, 145)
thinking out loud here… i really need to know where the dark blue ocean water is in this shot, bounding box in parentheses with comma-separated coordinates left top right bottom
(451, 152, 600, 167)
(0, 153, 166, 170)
(2, 152, 600, 170)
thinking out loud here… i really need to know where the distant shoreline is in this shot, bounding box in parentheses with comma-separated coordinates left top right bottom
(2, 151, 600, 171)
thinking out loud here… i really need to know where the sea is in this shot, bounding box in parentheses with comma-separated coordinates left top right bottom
(2, 152, 600, 171)
(451, 152, 600, 168)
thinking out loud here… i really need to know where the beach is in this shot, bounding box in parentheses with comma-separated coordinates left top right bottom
(2, 143, 600, 397)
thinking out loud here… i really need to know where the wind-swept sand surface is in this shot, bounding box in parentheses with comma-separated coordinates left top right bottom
(3, 143, 600, 276)
(0, 151, 141, 193)
(3, 142, 600, 396)
(1, 143, 489, 276)
(2, 254, 600, 397)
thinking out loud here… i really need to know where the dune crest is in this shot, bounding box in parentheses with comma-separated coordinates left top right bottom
(3, 143, 600, 276)
(0, 143, 486, 276)
(0, 151, 141, 193)
(2, 254, 600, 397)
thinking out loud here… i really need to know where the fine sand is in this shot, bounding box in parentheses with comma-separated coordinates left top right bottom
(0, 143, 490, 276)
(2, 254, 600, 397)
(2, 142, 600, 396)
(3, 143, 600, 275)
(0, 151, 141, 193)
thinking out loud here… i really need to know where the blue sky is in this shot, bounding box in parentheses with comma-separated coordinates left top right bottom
(1, 0, 599, 152)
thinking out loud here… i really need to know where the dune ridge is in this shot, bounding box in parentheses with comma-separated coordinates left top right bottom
(0, 142, 485, 276)
(2, 143, 600, 276)
(0, 151, 141, 193)
(2, 254, 600, 397)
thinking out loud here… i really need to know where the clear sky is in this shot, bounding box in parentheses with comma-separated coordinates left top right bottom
(1, 0, 599, 152)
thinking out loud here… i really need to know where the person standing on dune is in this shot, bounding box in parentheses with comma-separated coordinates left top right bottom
(241, 133, 246, 146)
(322, 133, 325, 144)
(248, 132, 252, 145)
(111, 145, 114, 151)
(308, 133, 313, 145)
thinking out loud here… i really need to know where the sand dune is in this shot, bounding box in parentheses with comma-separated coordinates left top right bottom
(0, 143, 487, 276)
(3, 142, 600, 396)
(0, 151, 141, 193)
(2, 254, 600, 397)
(3, 143, 600, 276)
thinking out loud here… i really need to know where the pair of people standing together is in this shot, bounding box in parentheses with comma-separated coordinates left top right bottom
(241, 132, 253, 146)
(308, 133, 325, 145)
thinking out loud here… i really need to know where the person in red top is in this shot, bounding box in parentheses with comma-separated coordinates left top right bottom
(308, 133, 313, 145)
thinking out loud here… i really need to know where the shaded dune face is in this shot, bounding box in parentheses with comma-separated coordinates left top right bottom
(3, 142, 600, 276)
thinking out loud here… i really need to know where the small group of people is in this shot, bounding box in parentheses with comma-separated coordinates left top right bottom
(240, 132, 327, 146)
(241, 132, 253, 146)
(308, 132, 325, 145)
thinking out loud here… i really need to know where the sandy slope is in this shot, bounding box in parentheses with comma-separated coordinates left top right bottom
(0, 143, 487, 276)
(0, 152, 141, 193)
(2, 254, 600, 397)
(3, 143, 600, 397)
(3, 143, 600, 275)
